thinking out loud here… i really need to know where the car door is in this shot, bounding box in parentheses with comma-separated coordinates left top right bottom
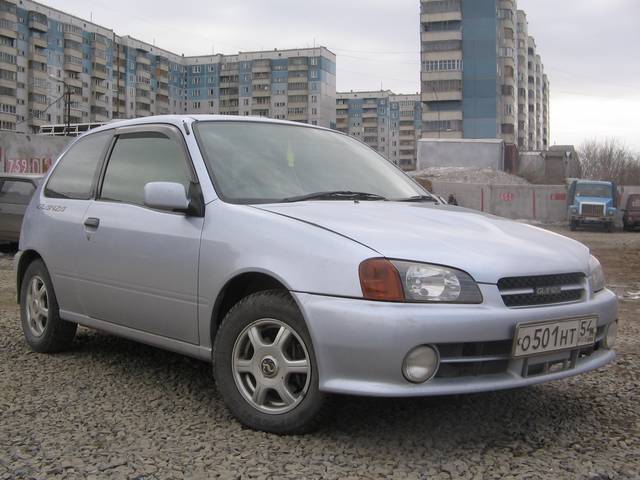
(35, 130, 114, 316)
(0, 178, 36, 242)
(75, 124, 204, 344)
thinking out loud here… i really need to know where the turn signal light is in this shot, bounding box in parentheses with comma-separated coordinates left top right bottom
(359, 258, 404, 302)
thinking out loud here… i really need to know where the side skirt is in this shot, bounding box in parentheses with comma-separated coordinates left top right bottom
(60, 310, 212, 362)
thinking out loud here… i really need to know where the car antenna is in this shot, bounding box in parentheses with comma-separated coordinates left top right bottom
(183, 120, 191, 135)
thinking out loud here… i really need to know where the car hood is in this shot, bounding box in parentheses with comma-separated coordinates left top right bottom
(254, 201, 591, 284)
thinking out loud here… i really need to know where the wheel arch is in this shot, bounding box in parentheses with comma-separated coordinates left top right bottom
(16, 249, 44, 303)
(210, 271, 293, 344)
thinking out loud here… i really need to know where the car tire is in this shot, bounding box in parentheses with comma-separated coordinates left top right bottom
(20, 259, 77, 353)
(213, 290, 330, 434)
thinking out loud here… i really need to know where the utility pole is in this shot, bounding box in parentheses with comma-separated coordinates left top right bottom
(48, 75, 71, 135)
(66, 85, 71, 135)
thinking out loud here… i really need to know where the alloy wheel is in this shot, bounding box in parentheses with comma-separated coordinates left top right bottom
(232, 318, 311, 414)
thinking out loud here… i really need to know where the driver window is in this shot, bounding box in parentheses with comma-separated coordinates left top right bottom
(100, 132, 191, 206)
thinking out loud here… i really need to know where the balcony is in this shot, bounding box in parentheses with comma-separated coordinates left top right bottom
(0, 94, 16, 106)
(91, 66, 107, 80)
(28, 96, 48, 110)
(30, 35, 47, 49)
(253, 89, 270, 98)
(28, 47, 47, 64)
(91, 81, 108, 94)
(421, 30, 462, 43)
(91, 96, 108, 108)
(422, 90, 462, 102)
(287, 113, 307, 122)
(93, 49, 107, 66)
(136, 54, 150, 66)
(288, 63, 308, 72)
(156, 84, 169, 96)
(136, 68, 151, 80)
(28, 13, 48, 32)
(63, 30, 83, 44)
(64, 76, 82, 88)
(0, 18, 16, 39)
(64, 46, 82, 59)
(252, 61, 271, 73)
(135, 92, 151, 104)
(137, 81, 150, 91)
(420, 11, 461, 23)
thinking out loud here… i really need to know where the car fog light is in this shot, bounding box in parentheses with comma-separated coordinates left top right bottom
(402, 345, 439, 383)
(604, 321, 618, 349)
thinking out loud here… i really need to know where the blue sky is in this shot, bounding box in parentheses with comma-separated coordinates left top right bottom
(44, 0, 640, 151)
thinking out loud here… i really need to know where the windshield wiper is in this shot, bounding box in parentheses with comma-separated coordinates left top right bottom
(396, 195, 439, 203)
(281, 191, 388, 203)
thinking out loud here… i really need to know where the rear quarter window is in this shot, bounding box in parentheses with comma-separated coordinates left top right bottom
(45, 131, 112, 200)
(0, 179, 36, 205)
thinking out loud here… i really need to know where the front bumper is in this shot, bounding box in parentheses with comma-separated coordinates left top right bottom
(571, 215, 613, 224)
(293, 286, 617, 397)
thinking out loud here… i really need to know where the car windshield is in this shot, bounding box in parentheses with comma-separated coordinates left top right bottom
(575, 184, 611, 198)
(193, 121, 426, 204)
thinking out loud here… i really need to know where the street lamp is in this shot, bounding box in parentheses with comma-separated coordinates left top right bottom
(48, 75, 71, 135)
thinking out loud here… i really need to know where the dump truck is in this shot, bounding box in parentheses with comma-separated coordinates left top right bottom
(568, 180, 618, 232)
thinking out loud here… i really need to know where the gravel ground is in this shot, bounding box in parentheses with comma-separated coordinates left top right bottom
(1, 229, 639, 480)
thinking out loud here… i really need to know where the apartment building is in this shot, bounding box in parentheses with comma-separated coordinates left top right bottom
(420, 0, 549, 150)
(336, 91, 422, 170)
(0, 0, 336, 134)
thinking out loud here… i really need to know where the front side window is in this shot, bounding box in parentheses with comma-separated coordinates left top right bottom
(0, 179, 36, 205)
(100, 132, 191, 207)
(193, 121, 424, 204)
(45, 131, 112, 199)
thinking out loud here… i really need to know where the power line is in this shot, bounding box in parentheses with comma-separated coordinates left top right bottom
(16, 91, 67, 127)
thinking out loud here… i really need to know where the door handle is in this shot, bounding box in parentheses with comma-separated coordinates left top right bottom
(84, 217, 100, 229)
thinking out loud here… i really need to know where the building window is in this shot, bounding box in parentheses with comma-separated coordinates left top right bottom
(422, 59, 463, 72)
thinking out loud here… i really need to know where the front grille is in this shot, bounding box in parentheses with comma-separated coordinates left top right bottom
(498, 272, 585, 308)
(435, 340, 511, 378)
(580, 203, 605, 217)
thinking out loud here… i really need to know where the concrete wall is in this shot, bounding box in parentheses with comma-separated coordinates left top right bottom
(417, 139, 504, 171)
(431, 181, 568, 222)
(1, 132, 72, 174)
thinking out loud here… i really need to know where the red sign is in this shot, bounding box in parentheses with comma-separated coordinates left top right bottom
(550, 192, 567, 201)
(500, 192, 515, 202)
(5, 157, 53, 174)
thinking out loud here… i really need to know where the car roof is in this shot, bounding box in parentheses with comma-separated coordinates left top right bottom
(84, 114, 333, 137)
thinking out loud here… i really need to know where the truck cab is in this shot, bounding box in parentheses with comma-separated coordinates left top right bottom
(623, 194, 640, 231)
(568, 180, 618, 232)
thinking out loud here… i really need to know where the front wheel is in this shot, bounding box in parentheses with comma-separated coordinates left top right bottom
(213, 290, 329, 434)
(20, 259, 77, 353)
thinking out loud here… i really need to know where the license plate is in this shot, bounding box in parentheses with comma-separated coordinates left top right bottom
(512, 317, 597, 358)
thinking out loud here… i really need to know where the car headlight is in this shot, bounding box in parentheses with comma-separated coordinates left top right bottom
(570, 206, 578, 214)
(607, 208, 616, 216)
(359, 258, 482, 303)
(589, 255, 605, 293)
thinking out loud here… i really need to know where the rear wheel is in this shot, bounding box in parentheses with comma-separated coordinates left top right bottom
(20, 259, 77, 353)
(213, 290, 329, 434)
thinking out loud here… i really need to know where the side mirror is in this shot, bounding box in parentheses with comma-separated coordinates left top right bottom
(144, 182, 190, 213)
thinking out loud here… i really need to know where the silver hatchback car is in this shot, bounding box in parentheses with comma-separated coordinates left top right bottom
(17, 116, 617, 434)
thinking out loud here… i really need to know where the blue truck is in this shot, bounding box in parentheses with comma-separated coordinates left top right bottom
(568, 180, 618, 232)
